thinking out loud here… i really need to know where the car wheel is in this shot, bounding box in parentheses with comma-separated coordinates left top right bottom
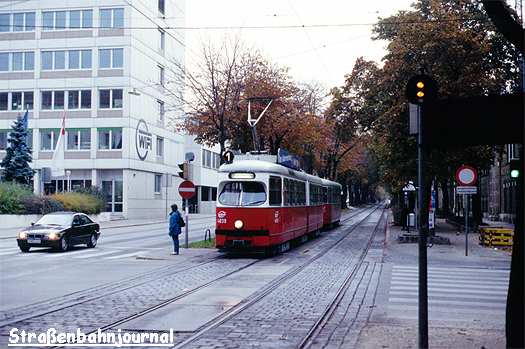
(87, 234, 97, 248)
(59, 237, 69, 252)
(19, 245, 30, 253)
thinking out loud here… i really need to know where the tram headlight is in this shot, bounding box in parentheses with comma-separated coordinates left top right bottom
(234, 220, 244, 230)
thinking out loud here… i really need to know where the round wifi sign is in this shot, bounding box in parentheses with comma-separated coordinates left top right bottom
(455, 165, 478, 186)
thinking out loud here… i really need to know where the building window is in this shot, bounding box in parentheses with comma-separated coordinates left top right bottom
(42, 50, 91, 70)
(159, 29, 165, 51)
(40, 129, 59, 151)
(0, 93, 6, 110)
(42, 11, 66, 30)
(158, 65, 165, 86)
(67, 90, 91, 109)
(0, 52, 34, 72)
(1, 91, 33, 111)
(0, 12, 35, 32)
(66, 129, 90, 150)
(99, 48, 123, 69)
(100, 8, 124, 29)
(41, 91, 65, 110)
(0, 130, 8, 150)
(99, 89, 123, 109)
(156, 137, 164, 157)
(69, 10, 93, 29)
(158, 0, 165, 15)
(158, 100, 165, 122)
(154, 174, 162, 194)
(97, 128, 122, 150)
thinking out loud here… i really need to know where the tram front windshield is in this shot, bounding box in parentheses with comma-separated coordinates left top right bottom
(219, 181, 266, 206)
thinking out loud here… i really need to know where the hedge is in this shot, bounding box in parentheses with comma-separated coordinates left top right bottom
(52, 192, 105, 214)
(0, 182, 33, 214)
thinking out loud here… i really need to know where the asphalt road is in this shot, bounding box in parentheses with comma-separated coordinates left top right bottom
(0, 216, 217, 311)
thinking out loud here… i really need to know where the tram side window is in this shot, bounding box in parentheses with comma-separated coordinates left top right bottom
(269, 176, 282, 206)
(290, 180, 297, 205)
(283, 178, 290, 206)
(309, 183, 314, 205)
(298, 181, 306, 205)
(322, 187, 328, 204)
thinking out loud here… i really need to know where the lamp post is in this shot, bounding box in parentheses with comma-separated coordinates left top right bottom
(65, 170, 71, 192)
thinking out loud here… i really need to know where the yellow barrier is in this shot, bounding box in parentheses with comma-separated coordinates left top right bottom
(479, 227, 514, 247)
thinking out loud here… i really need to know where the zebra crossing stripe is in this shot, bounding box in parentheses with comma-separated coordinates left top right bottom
(392, 265, 510, 274)
(390, 280, 508, 290)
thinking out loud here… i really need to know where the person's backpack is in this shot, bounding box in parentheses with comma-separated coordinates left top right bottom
(178, 214, 185, 228)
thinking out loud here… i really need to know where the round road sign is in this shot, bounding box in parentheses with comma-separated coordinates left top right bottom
(455, 165, 477, 186)
(178, 180, 196, 199)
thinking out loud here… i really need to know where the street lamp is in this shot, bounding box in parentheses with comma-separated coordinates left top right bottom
(65, 170, 71, 192)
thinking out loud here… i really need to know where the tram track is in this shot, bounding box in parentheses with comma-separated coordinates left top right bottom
(172, 205, 383, 349)
(0, 206, 375, 348)
(296, 208, 387, 349)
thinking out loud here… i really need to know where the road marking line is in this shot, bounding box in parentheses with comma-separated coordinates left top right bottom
(392, 265, 510, 274)
(389, 291, 507, 300)
(391, 276, 508, 285)
(390, 280, 508, 289)
(388, 298, 506, 307)
(105, 251, 147, 259)
(73, 250, 122, 259)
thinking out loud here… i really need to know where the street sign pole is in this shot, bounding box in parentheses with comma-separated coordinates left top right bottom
(185, 199, 189, 249)
(465, 195, 469, 256)
(417, 104, 429, 349)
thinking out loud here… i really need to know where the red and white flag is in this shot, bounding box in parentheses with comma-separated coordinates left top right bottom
(51, 111, 66, 177)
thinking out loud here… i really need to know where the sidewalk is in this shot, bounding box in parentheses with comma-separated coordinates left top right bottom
(0, 213, 215, 239)
(356, 216, 512, 349)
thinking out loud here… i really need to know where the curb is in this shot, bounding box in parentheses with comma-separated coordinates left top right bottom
(0, 215, 216, 240)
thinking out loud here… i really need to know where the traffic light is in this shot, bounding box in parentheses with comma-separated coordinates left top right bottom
(509, 159, 521, 178)
(177, 162, 188, 179)
(406, 74, 438, 105)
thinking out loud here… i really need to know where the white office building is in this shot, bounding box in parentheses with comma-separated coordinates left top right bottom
(0, 0, 221, 219)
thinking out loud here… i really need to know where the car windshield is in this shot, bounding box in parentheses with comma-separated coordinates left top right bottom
(35, 214, 73, 227)
(219, 181, 266, 206)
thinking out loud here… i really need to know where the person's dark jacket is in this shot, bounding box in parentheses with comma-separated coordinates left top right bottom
(169, 211, 181, 236)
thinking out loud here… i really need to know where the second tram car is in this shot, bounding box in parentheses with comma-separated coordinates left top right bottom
(215, 159, 341, 254)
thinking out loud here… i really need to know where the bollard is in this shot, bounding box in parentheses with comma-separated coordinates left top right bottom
(204, 228, 212, 242)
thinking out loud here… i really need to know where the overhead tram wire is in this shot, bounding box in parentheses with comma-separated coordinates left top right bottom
(5, 16, 491, 31)
(287, 0, 332, 81)
(121, 0, 202, 60)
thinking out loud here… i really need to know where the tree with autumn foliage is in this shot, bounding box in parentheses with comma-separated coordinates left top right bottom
(172, 39, 330, 169)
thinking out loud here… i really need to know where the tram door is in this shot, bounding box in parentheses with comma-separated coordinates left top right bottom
(102, 179, 123, 212)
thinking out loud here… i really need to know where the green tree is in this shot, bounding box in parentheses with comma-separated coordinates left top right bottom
(1, 117, 33, 185)
(352, 0, 519, 210)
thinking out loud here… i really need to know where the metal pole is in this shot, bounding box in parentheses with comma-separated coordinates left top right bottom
(465, 195, 469, 256)
(165, 173, 168, 217)
(184, 199, 189, 248)
(251, 126, 259, 152)
(417, 104, 428, 348)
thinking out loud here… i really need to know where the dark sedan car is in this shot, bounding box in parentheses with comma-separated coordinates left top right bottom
(16, 212, 101, 252)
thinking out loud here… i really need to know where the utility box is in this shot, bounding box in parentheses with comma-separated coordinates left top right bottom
(408, 213, 416, 227)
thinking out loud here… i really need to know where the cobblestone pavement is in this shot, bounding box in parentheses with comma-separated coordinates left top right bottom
(0, 207, 378, 349)
(181, 208, 386, 349)
(0, 257, 257, 344)
(0, 254, 216, 327)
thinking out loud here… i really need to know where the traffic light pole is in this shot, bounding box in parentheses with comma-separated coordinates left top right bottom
(417, 104, 429, 348)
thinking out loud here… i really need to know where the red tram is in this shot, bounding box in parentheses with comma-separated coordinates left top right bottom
(215, 159, 342, 254)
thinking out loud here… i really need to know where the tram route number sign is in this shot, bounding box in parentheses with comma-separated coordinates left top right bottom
(222, 150, 234, 164)
(178, 180, 196, 200)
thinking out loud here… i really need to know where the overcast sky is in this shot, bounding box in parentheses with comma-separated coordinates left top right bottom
(185, 0, 415, 91)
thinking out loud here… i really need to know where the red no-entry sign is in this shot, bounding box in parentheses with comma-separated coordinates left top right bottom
(178, 180, 196, 199)
(455, 165, 478, 186)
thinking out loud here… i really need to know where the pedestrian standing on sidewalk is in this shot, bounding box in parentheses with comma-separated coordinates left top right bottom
(169, 204, 182, 255)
